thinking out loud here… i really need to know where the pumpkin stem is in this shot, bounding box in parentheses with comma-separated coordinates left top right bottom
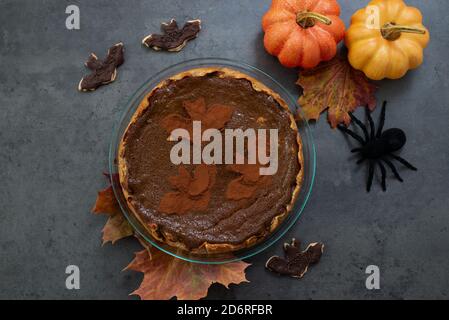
(296, 11, 332, 29)
(381, 22, 426, 41)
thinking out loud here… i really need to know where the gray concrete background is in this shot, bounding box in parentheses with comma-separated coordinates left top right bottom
(0, 0, 448, 300)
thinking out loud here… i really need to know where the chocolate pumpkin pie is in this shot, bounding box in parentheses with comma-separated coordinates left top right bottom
(118, 68, 303, 254)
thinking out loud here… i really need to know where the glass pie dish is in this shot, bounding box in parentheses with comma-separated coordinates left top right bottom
(109, 58, 316, 264)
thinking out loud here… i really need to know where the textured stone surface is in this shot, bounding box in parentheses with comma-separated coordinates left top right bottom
(0, 0, 448, 299)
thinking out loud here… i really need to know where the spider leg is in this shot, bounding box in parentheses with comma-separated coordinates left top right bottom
(351, 148, 362, 153)
(376, 101, 387, 138)
(378, 161, 387, 192)
(383, 158, 403, 182)
(357, 158, 366, 165)
(367, 160, 375, 192)
(391, 154, 418, 171)
(349, 113, 369, 142)
(366, 106, 375, 139)
(337, 125, 365, 145)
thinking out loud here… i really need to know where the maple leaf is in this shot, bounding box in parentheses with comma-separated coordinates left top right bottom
(297, 54, 377, 128)
(161, 98, 235, 137)
(125, 247, 250, 300)
(92, 185, 133, 244)
(159, 165, 217, 214)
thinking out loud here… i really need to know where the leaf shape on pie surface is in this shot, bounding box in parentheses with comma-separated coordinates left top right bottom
(159, 165, 217, 214)
(160, 98, 235, 137)
(125, 247, 250, 300)
(297, 54, 377, 128)
(92, 186, 133, 244)
(189, 164, 211, 196)
(184, 97, 207, 120)
(168, 166, 191, 192)
(202, 103, 235, 130)
(226, 164, 271, 201)
(228, 164, 260, 184)
(226, 178, 258, 200)
(160, 114, 191, 139)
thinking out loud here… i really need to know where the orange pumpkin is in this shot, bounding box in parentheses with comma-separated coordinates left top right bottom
(262, 0, 345, 68)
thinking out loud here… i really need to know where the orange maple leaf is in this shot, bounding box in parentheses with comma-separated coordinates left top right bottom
(125, 247, 251, 300)
(161, 97, 235, 136)
(226, 164, 271, 201)
(159, 165, 217, 214)
(297, 54, 377, 128)
(92, 185, 133, 245)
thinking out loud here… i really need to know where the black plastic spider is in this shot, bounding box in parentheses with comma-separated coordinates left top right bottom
(337, 102, 417, 192)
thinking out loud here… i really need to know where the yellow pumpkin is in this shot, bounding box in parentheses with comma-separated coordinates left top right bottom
(346, 0, 429, 80)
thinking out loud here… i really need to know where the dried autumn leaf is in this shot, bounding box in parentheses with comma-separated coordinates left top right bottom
(92, 186, 119, 215)
(92, 185, 133, 244)
(125, 248, 250, 300)
(297, 54, 377, 128)
(135, 234, 152, 257)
